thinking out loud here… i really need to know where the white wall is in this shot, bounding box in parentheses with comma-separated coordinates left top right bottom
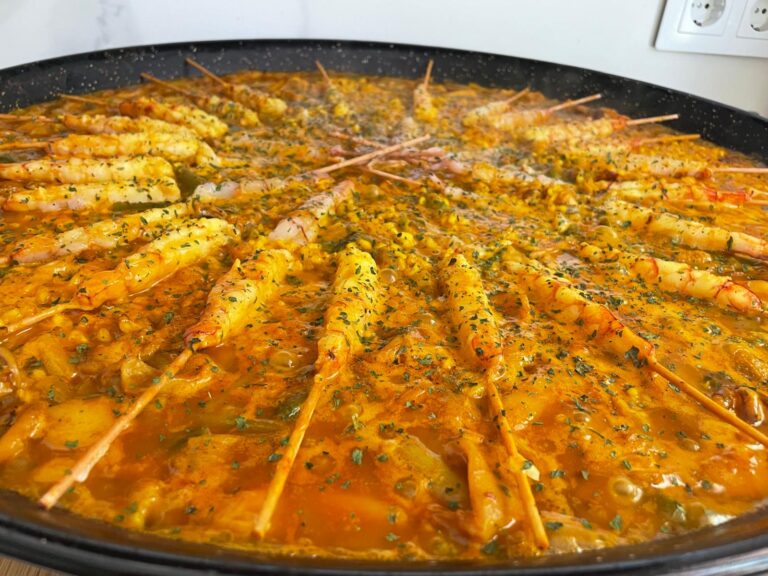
(0, 0, 766, 117)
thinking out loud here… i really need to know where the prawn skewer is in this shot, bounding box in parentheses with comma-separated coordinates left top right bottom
(0, 203, 191, 266)
(523, 114, 679, 146)
(579, 243, 763, 315)
(39, 247, 292, 510)
(315, 60, 353, 119)
(185, 58, 287, 122)
(0, 132, 219, 165)
(1, 218, 237, 335)
(59, 113, 197, 137)
(440, 252, 548, 549)
(413, 59, 438, 123)
(192, 137, 428, 204)
(470, 163, 578, 206)
(504, 254, 768, 447)
(254, 243, 380, 538)
(489, 93, 602, 133)
(119, 96, 228, 140)
(557, 145, 768, 180)
(605, 200, 768, 260)
(462, 87, 530, 127)
(3, 177, 180, 213)
(608, 179, 768, 207)
(268, 180, 355, 246)
(140, 73, 261, 127)
(0, 156, 175, 184)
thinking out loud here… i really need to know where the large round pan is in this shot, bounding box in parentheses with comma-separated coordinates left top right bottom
(0, 40, 765, 576)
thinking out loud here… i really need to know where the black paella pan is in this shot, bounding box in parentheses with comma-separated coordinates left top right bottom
(0, 39, 766, 576)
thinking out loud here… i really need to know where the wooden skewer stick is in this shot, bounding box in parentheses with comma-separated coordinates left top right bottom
(312, 135, 430, 175)
(0, 113, 53, 123)
(651, 361, 768, 446)
(422, 59, 434, 90)
(546, 93, 602, 113)
(2, 303, 79, 337)
(328, 130, 384, 148)
(626, 113, 679, 126)
(140, 72, 199, 99)
(39, 348, 194, 509)
(0, 141, 49, 151)
(358, 162, 421, 187)
(503, 87, 531, 106)
(712, 167, 768, 174)
(315, 60, 331, 85)
(485, 355, 549, 548)
(185, 57, 229, 88)
(254, 362, 330, 537)
(634, 133, 700, 146)
(59, 94, 109, 106)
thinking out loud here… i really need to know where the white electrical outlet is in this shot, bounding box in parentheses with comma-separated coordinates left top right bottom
(688, 0, 729, 31)
(657, 0, 768, 57)
(738, 0, 768, 37)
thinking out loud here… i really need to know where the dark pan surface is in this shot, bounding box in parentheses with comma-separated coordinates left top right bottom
(0, 39, 766, 575)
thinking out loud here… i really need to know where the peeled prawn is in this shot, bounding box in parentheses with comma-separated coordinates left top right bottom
(579, 243, 763, 315)
(485, 93, 602, 134)
(59, 113, 196, 137)
(522, 114, 677, 147)
(471, 163, 578, 205)
(140, 73, 261, 127)
(184, 249, 293, 350)
(608, 180, 765, 207)
(185, 59, 287, 122)
(0, 156, 174, 184)
(462, 88, 530, 128)
(119, 96, 228, 140)
(0, 203, 190, 266)
(605, 200, 768, 260)
(3, 178, 180, 212)
(43, 132, 219, 165)
(268, 180, 354, 246)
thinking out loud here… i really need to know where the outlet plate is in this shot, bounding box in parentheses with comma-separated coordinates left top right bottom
(656, 0, 768, 58)
(738, 0, 768, 37)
